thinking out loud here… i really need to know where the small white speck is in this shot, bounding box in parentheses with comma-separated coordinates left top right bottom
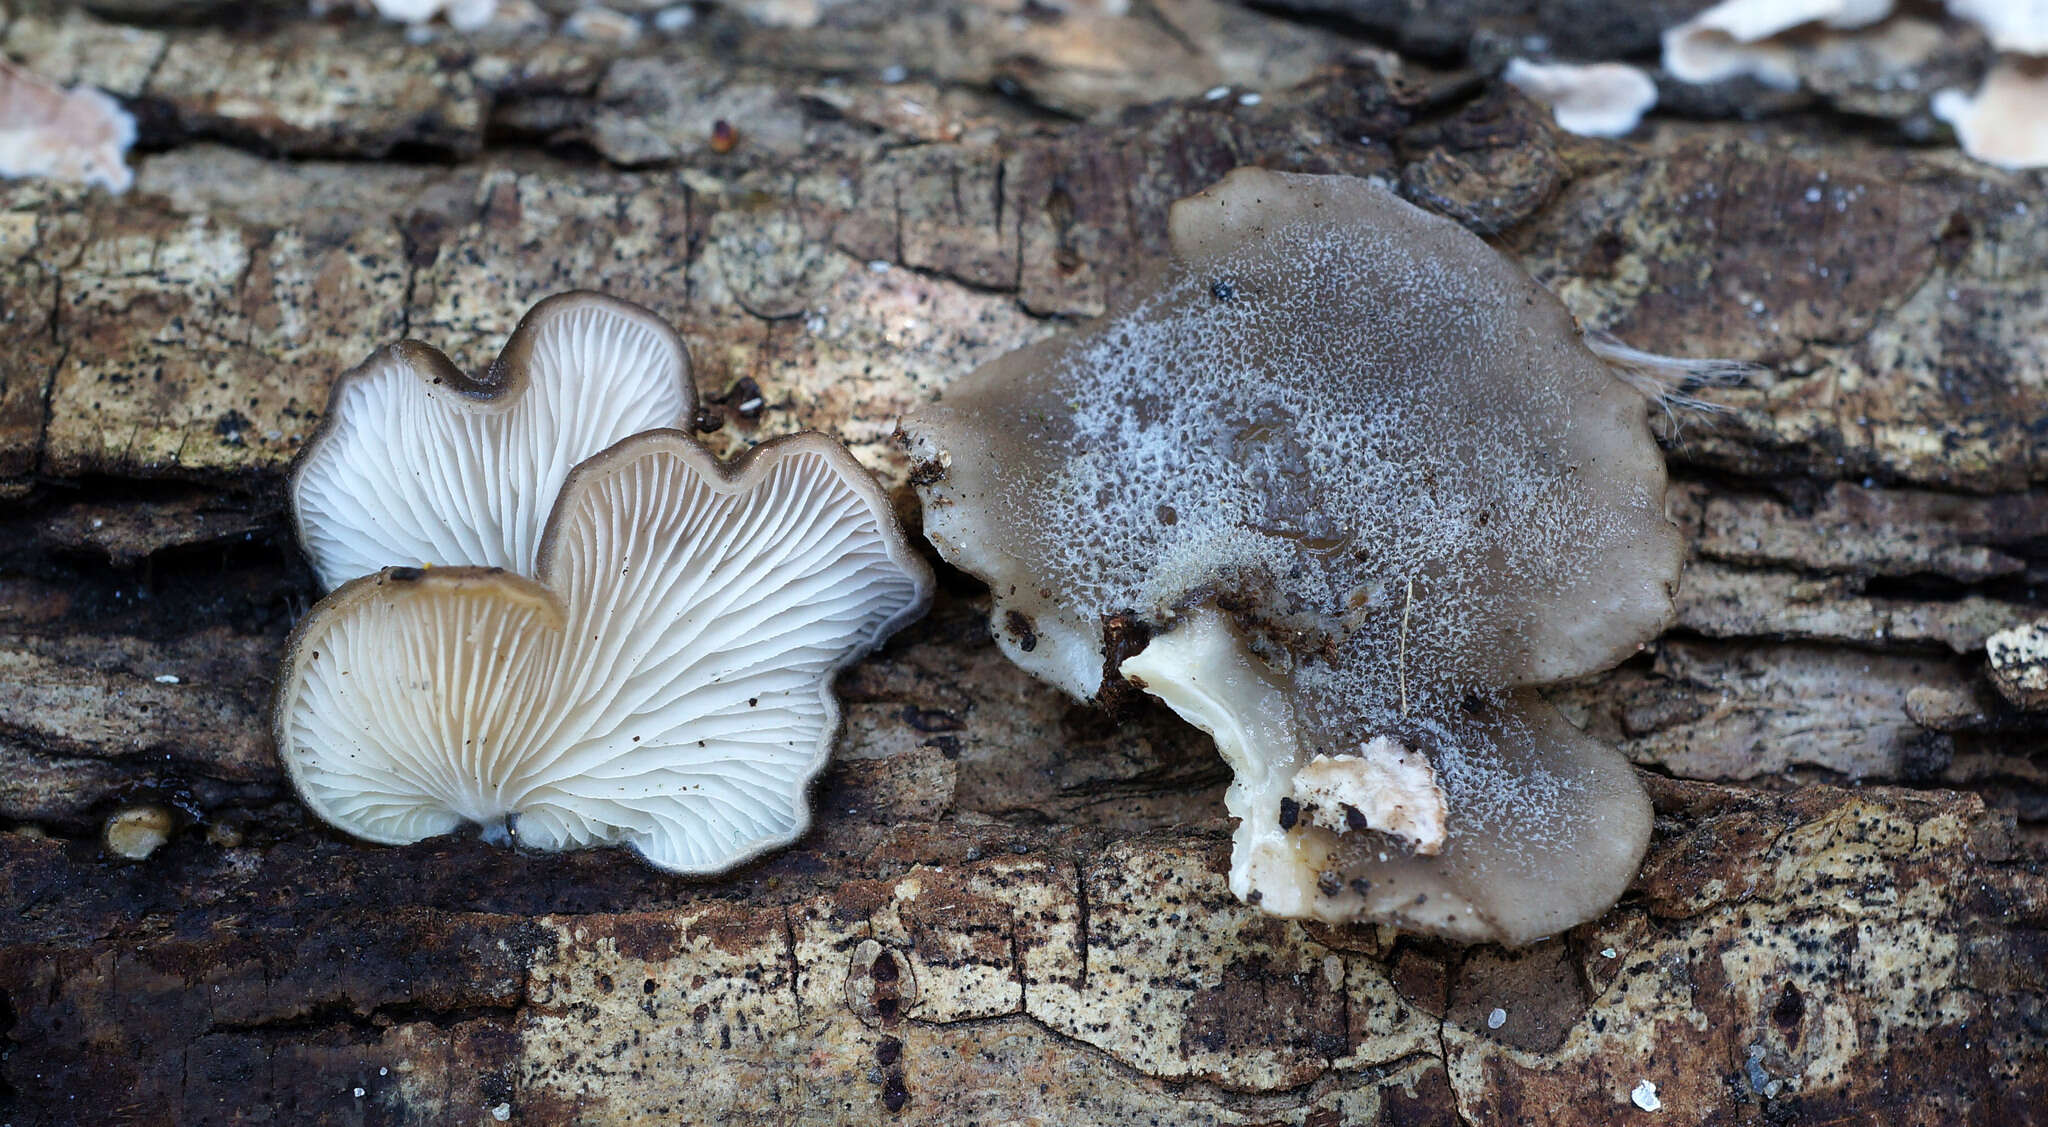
(1204, 85, 1231, 101)
(1237, 92, 1262, 106)
(1486, 1007, 1507, 1029)
(1751, 299, 1766, 313)
(91, 518, 104, 529)
(868, 259, 891, 273)
(353, 1087, 365, 1098)
(1601, 947, 1617, 958)
(653, 5, 696, 32)
(492, 1103, 512, 1121)
(379, 1068, 388, 1076)
(736, 397, 765, 413)
(1805, 187, 1822, 203)
(880, 64, 908, 84)
(1631, 1080, 1661, 1111)
(154, 674, 180, 685)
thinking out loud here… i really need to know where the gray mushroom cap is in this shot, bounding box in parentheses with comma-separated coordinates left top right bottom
(900, 168, 1693, 943)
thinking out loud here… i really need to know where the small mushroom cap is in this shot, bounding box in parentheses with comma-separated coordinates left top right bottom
(292, 292, 695, 591)
(1662, 0, 1897, 88)
(276, 430, 933, 872)
(1502, 58, 1659, 138)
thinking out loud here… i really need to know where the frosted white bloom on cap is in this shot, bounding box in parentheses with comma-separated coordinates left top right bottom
(293, 292, 694, 590)
(276, 430, 933, 872)
(899, 169, 1732, 944)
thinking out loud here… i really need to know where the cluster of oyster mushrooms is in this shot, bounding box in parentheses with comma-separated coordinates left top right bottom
(277, 293, 932, 873)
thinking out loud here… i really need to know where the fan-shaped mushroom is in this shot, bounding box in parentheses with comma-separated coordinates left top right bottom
(275, 430, 933, 872)
(292, 292, 696, 591)
(899, 168, 1726, 944)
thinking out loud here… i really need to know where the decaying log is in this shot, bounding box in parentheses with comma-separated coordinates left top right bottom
(0, 1, 2043, 1123)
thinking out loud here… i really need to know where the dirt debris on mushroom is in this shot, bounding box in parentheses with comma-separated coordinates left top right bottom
(275, 429, 933, 872)
(292, 292, 696, 591)
(899, 168, 1743, 944)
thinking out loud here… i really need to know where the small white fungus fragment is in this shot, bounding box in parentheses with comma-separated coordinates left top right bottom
(361, 0, 499, 30)
(564, 6, 642, 43)
(1602, 946, 1618, 958)
(1204, 85, 1232, 100)
(1662, 0, 1895, 88)
(154, 674, 181, 685)
(653, 5, 697, 32)
(1632, 1080, 1663, 1112)
(0, 59, 136, 193)
(492, 1103, 512, 1121)
(1502, 58, 1658, 137)
(1237, 92, 1263, 106)
(1487, 1007, 1507, 1029)
(104, 806, 175, 860)
(353, 1088, 366, 1099)
(1932, 60, 2048, 171)
(1947, 0, 2048, 53)
(1985, 619, 2048, 709)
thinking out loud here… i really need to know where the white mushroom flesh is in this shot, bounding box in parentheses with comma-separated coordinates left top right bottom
(1289, 742, 1448, 854)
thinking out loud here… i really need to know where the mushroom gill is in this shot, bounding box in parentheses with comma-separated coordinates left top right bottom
(898, 168, 1730, 944)
(292, 292, 696, 591)
(275, 430, 933, 872)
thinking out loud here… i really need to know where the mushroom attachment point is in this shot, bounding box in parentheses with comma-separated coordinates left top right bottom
(899, 168, 1730, 944)
(292, 292, 696, 591)
(276, 430, 934, 873)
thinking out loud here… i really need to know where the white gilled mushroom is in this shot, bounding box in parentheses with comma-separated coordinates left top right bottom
(900, 169, 1737, 944)
(292, 292, 696, 591)
(275, 430, 933, 871)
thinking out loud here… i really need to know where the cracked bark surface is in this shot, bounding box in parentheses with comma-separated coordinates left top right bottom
(1, 1, 2045, 1124)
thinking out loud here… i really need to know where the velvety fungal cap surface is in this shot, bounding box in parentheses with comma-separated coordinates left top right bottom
(899, 168, 1683, 943)
(276, 430, 934, 873)
(293, 292, 695, 591)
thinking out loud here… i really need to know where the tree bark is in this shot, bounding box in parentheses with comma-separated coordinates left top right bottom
(1, 1, 2044, 1123)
